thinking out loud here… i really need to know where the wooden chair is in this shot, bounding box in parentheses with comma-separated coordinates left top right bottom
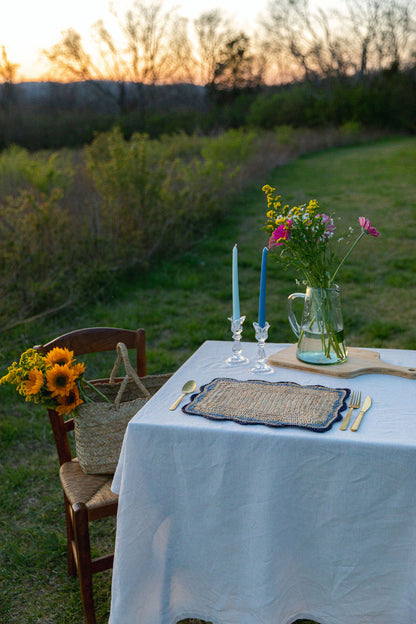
(36, 327, 147, 624)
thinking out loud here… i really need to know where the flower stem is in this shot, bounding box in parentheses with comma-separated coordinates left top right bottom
(329, 231, 365, 286)
(83, 379, 112, 403)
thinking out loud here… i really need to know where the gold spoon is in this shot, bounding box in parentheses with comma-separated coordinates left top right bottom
(169, 380, 197, 411)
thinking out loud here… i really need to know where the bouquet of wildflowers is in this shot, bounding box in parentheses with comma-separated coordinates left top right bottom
(263, 184, 380, 288)
(263, 184, 380, 362)
(0, 347, 90, 416)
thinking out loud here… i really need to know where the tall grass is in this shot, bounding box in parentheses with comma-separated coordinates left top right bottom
(0, 125, 376, 331)
(0, 135, 414, 624)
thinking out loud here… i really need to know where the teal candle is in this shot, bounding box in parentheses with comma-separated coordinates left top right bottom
(232, 244, 240, 320)
(258, 247, 268, 327)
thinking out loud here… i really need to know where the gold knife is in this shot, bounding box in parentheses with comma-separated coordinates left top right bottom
(351, 395, 372, 431)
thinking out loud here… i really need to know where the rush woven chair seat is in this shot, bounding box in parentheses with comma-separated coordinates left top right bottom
(60, 459, 117, 510)
(36, 327, 148, 624)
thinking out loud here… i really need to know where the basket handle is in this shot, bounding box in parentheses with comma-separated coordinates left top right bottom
(110, 342, 152, 407)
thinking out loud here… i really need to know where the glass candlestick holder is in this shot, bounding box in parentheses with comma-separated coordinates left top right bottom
(226, 316, 249, 365)
(250, 321, 274, 374)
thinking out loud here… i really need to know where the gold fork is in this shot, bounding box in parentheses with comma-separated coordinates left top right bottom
(340, 391, 361, 430)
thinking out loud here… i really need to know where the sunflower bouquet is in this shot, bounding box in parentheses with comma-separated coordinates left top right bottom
(0, 347, 93, 416)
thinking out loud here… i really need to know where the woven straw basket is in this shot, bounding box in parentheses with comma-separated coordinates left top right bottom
(73, 342, 172, 474)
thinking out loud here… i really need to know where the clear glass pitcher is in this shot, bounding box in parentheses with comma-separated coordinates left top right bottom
(287, 285, 347, 364)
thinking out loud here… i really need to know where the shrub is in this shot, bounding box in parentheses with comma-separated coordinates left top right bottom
(0, 124, 378, 330)
(248, 69, 416, 132)
(0, 145, 73, 197)
(84, 127, 257, 263)
(0, 190, 75, 325)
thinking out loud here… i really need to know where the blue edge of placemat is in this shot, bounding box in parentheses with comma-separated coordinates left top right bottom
(182, 378, 351, 433)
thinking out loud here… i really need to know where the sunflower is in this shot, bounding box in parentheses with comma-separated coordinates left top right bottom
(71, 361, 86, 379)
(55, 386, 83, 416)
(46, 363, 77, 397)
(44, 347, 74, 368)
(23, 369, 44, 396)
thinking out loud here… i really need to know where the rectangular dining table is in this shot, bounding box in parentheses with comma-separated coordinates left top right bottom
(108, 340, 416, 624)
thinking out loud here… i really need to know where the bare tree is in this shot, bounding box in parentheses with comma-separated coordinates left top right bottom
(261, 0, 416, 82)
(194, 10, 271, 90)
(344, 0, 415, 74)
(92, 19, 128, 83)
(168, 16, 195, 83)
(91, 18, 131, 112)
(119, 1, 193, 84)
(193, 9, 232, 85)
(385, 0, 416, 68)
(261, 0, 317, 81)
(43, 1, 195, 113)
(43, 28, 96, 82)
(212, 33, 265, 94)
(345, 0, 385, 75)
(0, 46, 20, 112)
(0, 46, 19, 83)
(42, 27, 127, 112)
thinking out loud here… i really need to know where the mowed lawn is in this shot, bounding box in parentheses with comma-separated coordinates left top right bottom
(0, 135, 415, 624)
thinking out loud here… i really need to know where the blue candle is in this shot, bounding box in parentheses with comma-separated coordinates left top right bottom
(258, 247, 268, 327)
(232, 244, 240, 320)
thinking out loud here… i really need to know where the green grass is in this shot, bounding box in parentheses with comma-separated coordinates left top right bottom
(0, 135, 415, 624)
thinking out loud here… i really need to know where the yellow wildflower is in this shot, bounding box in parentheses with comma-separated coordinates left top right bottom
(307, 199, 319, 214)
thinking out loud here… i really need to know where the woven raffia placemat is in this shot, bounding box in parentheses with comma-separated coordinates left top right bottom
(182, 378, 350, 432)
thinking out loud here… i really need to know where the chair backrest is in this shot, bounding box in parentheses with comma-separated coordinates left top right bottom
(36, 327, 146, 466)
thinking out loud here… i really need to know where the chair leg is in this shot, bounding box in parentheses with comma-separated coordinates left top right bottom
(72, 502, 97, 624)
(64, 494, 76, 576)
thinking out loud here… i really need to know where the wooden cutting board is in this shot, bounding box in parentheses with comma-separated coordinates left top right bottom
(268, 344, 416, 379)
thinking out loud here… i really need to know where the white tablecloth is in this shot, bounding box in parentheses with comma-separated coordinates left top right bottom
(109, 341, 416, 624)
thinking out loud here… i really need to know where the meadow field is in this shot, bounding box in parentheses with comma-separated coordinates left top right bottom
(0, 134, 415, 623)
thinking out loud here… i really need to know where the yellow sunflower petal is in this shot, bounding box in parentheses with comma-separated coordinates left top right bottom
(46, 363, 77, 397)
(55, 386, 83, 417)
(24, 369, 44, 396)
(44, 347, 74, 368)
(71, 361, 86, 379)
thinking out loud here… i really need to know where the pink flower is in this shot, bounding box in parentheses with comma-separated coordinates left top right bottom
(358, 216, 380, 237)
(319, 213, 335, 238)
(269, 220, 291, 249)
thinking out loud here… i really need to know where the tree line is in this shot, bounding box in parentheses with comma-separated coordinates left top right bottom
(0, 0, 415, 149)
(3, 0, 416, 99)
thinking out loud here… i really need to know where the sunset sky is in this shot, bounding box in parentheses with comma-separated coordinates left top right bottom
(1, 0, 336, 81)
